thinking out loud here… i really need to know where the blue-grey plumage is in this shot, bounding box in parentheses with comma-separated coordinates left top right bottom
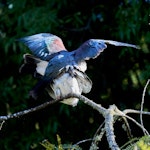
(19, 33, 139, 106)
(18, 33, 67, 60)
(73, 39, 107, 61)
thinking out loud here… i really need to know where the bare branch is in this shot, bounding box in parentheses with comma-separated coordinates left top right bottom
(121, 117, 133, 139)
(140, 79, 150, 135)
(0, 121, 5, 130)
(124, 109, 150, 115)
(0, 94, 106, 122)
(0, 93, 150, 150)
(71, 94, 107, 115)
(73, 138, 92, 146)
(90, 122, 105, 150)
(124, 114, 149, 135)
(115, 108, 150, 135)
(104, 105, 120, 150)
(0, 97, 63, 121)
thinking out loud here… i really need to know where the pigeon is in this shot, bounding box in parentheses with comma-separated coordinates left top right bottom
(18, 33, 139, 106)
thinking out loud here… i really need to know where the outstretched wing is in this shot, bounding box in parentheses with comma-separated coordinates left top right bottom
(74, 39, 140, 62)
(95, 39, 140, 49)
(18, 33, 67, 60)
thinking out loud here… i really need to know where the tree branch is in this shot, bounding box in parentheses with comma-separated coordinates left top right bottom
(0, 94, 106, 121)
(0, 97, 62, 121)
(0, 93, 150, 150)
(104, 105, 120, 150)
(140, 79, 150, 135)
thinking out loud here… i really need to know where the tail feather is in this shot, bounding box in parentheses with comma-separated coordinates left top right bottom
(20, 54, 51, 99)
(23, 54, 41, 64)
(19, 54, 44, 78)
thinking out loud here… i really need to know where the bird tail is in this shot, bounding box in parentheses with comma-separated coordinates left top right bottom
(19, 54, 50, 99)
(19, 54, 48, 78)
(19, 54, 39, 76)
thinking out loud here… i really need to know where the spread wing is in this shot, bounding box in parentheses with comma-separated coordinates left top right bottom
(73, 39, 139, 62)
(95, 39, 140, 49)
(18, 33, 67, 60)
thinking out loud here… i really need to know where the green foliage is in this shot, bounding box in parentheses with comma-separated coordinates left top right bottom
(0, 0, 150, 149)
(41, 135, 82, 150)
(121, 136, 150, 150)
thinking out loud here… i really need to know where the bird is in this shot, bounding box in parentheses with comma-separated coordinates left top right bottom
(18, 33, 139, 106)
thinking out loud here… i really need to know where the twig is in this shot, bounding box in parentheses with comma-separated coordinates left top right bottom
(140, 79, 150, 135)
(90, 122, 105, 150)
(124, 109, 150, 115)
(73, 138, 92, 146)
(0, 98, 63, 121)
(0, 121, 5, 130)
(92, 121, 105, 139)
(115, 108, 150, 135)
(124, 114, 149, 135)
(121, 116, 133, 139)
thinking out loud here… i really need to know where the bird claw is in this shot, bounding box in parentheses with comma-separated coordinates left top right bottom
(65, 64, 80, 71)
(65, 65, 73, 72)
(74, 65, 80, 71)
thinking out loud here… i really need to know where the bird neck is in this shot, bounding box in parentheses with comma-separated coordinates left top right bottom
(74, 47, 90, 62)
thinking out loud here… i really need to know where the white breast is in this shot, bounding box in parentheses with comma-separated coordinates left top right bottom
(49, 73, 81, 107)
(78, 61, 87, 72)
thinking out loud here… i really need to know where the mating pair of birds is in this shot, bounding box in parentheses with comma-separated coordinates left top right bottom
(19, 33, 139, 106)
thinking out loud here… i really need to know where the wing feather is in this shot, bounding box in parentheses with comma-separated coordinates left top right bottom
(18, 33, 67, 60)
(95, 39, 140, 49)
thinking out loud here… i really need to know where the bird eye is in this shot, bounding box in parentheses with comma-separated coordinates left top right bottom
(98, 42, 104, 45)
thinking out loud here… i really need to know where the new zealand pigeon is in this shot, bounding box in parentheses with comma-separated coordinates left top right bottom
(18, 33, 139, 106)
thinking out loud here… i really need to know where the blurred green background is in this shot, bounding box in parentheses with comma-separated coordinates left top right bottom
(0, 0, 150, 149)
